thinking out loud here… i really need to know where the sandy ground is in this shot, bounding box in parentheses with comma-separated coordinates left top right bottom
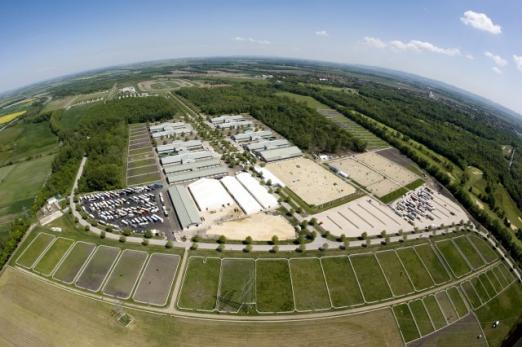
(267, 157, 356, 206)
(356, 152, 418, 186)
(206, 213, 295, 240)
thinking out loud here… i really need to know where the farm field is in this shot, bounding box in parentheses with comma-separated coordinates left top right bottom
(396, 247, 434, 290)
(75, 246, 120, 292)
(320, 256, 364, 307)
(376, 251, 414, 296)
(134, 253, 180, 306)
(289, 258, 331, 311)
(414, 243, 451, 284)
(102, 250, 148, 299)
(33, 238, 74, 276)
(53, 242, 96, 284)
(436, 239, 472, 277)
(350, 254, 392, 302)
(178, 257, 221, 311)
(16, 233, 55, 269)
(0, 110, 25, 124)
(217, 258, 255, 312)
(256, 259, 294, 312)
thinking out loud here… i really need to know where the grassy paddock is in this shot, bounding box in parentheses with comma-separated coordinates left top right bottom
(178, 257, 221, 311)
(53, 242, 96, 284)
(446, 287, 468, 318)
(376, 250, 414, 296)
(289, 258, 331, 311)
(435, 240, 471, 277)
(460, 281, 482, 309)
(33, 238, 74, 276)
(350, 254, 392, 302)
(393, 304, 420, 343)
(423, 295, 447, 329)
(255, 259, 294, 313)
(434, 291, 458, 324)
(16, 233, 55, 269)
(453, 236, 485, 269)
(396, 247, 434, 290)
(320, 256, 364, 307)
(467, 234, 498, 263)
(102, 250, 148, 299)
(75, 246, 120, 292)
(217, 258, 255, 312)
(414, 243, 451, 284)
(409, 299, 434, 336)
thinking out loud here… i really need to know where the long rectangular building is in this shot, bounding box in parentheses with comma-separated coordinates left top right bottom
(221, 176, 262, 215)
(258, 146, 302, 162)
(166, 165, 228, 184)
(157, 140, 203, 154)
(236, 172, 278, 209)
(167, 185, 201, 229)
(163, 158, 221, 175)
(160, 150, 216, 166)
(246, 139, 290, 152)
(210, 115, 244, 124)
(232, 130, 273, 143)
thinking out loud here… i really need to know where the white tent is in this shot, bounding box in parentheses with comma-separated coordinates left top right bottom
(236, 172, 278, 210)
(221, 176, 262, 215)
(188, 178, 234, 211)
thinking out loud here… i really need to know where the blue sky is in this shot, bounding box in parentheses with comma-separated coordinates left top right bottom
(1, 0, 521, 113)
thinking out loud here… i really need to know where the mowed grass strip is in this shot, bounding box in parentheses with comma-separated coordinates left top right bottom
(461, 281, 482, 309)
(478, 273, 497, 298)
(350, 254, 392, 302)
(471, 277, 490, 303)
(376, 251, 414, 296)
(447, 287, 468, 318)
(423, 295, 447, 329)
(491, 265, 510, 287)
(436, 240, 471, 277)
(396, 248, 434, 290)
(485, 270, 503, 293)
(33, 238, 74, 276)
(102, 250, 148, 299)
(217, 259, 255, 312)
(134, 253, 180, 307)
(453, 236, 485, 269)
(414, 243, 451, 284)
(435, 291, 459, 324)
(75, 246, 120, 292)
(498, 263, 515, 283)
(409, 299, 434, 336)
(256, 259, 294, 312)
(393, 304, 420, 343)
(53, 242, 96, 284)
(321, 257, 364, 307)
(16, 233, 55, 268)
(289, 258, 331, 311)
(468, 234, 498, 263)
(178, 257, 221, 311)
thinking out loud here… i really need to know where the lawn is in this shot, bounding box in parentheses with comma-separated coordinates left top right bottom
(53, 242, 96, 284)
(453, 236, 485, 269)
(393, 304, 420, 343)
(33, 238, 74, 276)
(414, 243, 451, 284)
(435, 240, 472, 277)
(396, 248, 434, 290)
(409, 299, 434, 336)
(435, 291, 458, 324)
(470, 276, 490, 303)
(485, 269, 503, 293)
(446, 287, 468, 318)
(320, 256, 364, 307)
(289, 258, 331, 311)
(217, 258, 255, 312)
(102, 250, 148, 299)
(468, 234, 499, 263)
(376, 251, 414, 296)
(491, 265, 510, 287)
(75, 246, 120, 292)
(256, 259, 294, 312)
(16, 233, 55, 269)
(461, 281, 482, 309)
(423, 295, 447, 330)
(478, 273, 497, 298)
(350, 254, 392, 302)
(178, 257, 221, 311)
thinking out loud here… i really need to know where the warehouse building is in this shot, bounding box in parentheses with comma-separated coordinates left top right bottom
(246, 139, 290, 152)
(166, 165, 228, 184)
(160, 150, 216, 166)
(210, 115, 244, 124)
(150, 122, 193, 139)
(221, 176, 263, 215)
(258, 146, 302, 162)
(168, 185, 201, 229)
(210, 114, 253, 129)
(236, 172, 278, 209)
(188, 178, 234, 211)
(232, 130, 273, 143)
(163, 158, 221, 175)
(157, 140, 203, 154)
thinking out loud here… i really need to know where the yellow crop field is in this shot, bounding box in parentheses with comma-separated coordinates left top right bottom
(0, 111, 26, 124)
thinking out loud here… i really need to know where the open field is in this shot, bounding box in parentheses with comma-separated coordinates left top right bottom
(33, 238, 74, 276)
(102, 250, 148, 299)
(414, 243, 451, 284)
(435, 291, 458, 324)
(446, 287, 468, 318)
(350, 254, 392, 302)
(276, 91, 327, 109)
(470, 276, 490, 303)
(423, 295, 447, 329)
(376, 251, 414, 296)
(266, 157, 356, 207)
(217, 258, 255, 312)
(289, 258, 331, 311)
(468, 234, 499, 263)
(0, 267, 404, 346)
(409, 299, 434, 336)
(461, 280, 482, 309)
(256, 259, 294, 312)
(53, 242, 96, 284)
(453, 236, 485, 269)
(134, 253, 180, 306)
(393, 303, 420, 343)
(178, 257, 221, 311)
(320, 256, 364, 307)
(396, 247, 434, 290)
(436, 240, 472, 277)
(75, 246, 120, 292)
(16, 233, 55, 269)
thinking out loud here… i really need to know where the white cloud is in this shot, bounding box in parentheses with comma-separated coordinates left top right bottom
(315, 30, 329, 37)
(492, 66, 503, 75)
(389, 39, 461, 56)
(234, 36, 271, 45)
(363, 36, 387, 49)
(484, 51, 507, 67)
(460, 10, 502, 34)
(513, 55, 522, 72)
(465, 54, 475, 60)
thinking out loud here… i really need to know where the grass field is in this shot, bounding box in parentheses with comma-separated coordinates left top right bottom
(276, 91, 327, 109)
(423, 295, 447, 329)
(320, 257, 364, 307)
(453, 236, 485, 269)
(471, 276, 490, 303)
(461, 281, 482, 309)
(492, 265, 510, 287)
(409, 299, 434, 336)
(446, 287, 468, 318)
(16, 233, 55, 268)
(414, 243, 451, 284)
(127, 172, 161, 186)
(178, 257, 221, 311)
(256, 259, 294, 312)
(33, 238, 74, 276)
(485, 269, 503, 293)
(217, 258, 255, 312)
(102, 250, 148, 299)
(128, 158, 155, 169)
(396, 247, 434, 290)
(468, 234, 499, 263)
(436, 240, 472, 277)
(53, 242, 96, 284)
(350, 254, 392, 302)
(435, 291, 458, 324)
(376, 251, 414, 296)
(0, 110, 25, 124)
(478, 273, 497, 298)
(289, 258, 331, 311)
(393, 303, 420, 343)
(75, 246, 120, 292)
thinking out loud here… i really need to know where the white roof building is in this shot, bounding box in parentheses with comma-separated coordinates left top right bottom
(221, 176, 262, 215)
(253, 166, 285, 187)
(236, 172, 278, 210)
(188, 178, 234, 211)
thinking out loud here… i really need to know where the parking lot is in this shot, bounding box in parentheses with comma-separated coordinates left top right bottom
(80, 184, 171, 236)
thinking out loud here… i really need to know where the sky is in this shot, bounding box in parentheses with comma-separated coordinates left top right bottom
(1, 0, 521, 113)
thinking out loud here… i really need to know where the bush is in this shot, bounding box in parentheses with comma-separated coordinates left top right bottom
(271, 245, 279, 253)
(217, 235, 227, 244)
(144, 230, 153, 239)
(122, 229, 132, 236)
(105, 226, 113, 233)
(217, 244, 225, 252)
(243, 244, 252, 253)
(271, 235, 279, 245)
(142, 239, 149, 246)
(84, 225, 90, 232)
(165, 240, 173, 249)
(74, 217, 79, 224)
(243, 236, 253, 245)
(100, 231, 106, 239)
(320, 243, 329, 251)
(191, 235, 200, 242)
(190, 242, 199, 250)
(119, 236, 126, 243)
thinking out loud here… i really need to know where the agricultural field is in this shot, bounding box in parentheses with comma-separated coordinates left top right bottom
(0, 110, 26, 124)
(126, 124, 161, 186)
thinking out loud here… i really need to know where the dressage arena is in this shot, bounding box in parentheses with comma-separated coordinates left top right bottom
(266, 157, 356, 206)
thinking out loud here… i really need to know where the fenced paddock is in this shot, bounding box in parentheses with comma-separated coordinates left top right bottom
(75, 245, 120, 292)
(133, 253, 180, 307)
(289, 258, 331, 311)
(320, 256, 364, 308)
(350, 254, 393, 302)
(33, 238, 74, 276)
(53, 242, 96, 284)
(16, 233, 55, 269)
(102, 250, 148, 299)
(177, 257, 221, 311)
(255, 259, 294, 313)
(217, 258, 256, 313)
(396, 247, 434, 291)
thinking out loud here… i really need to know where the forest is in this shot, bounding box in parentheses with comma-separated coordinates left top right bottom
(176, 84, 366, 153)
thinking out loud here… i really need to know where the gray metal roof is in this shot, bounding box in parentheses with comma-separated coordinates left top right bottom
(163, 158, 222, 174)
(167, 165, 228, 184)
(210, 115, 244, 124)
(232, 130, 272, 142)
(157, 140, 203, 153)
(246, 139, 289, 151)
(258, 146, 303, 162)
(160, 150, 216, 165)
(167, 185, 201, 229)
